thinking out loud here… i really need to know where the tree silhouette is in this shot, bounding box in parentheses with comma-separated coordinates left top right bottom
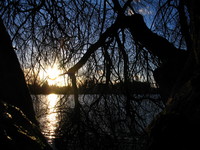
(0, 0, 200, 149)
(0, 18, 37, 124)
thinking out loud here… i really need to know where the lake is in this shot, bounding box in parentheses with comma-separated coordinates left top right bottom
(32, 94, 63, 144)
(32, 94, 163, 147)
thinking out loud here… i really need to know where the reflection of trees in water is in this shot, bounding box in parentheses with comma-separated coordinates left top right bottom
(32, 93, 163, 149)
(56, 94, 163, 149)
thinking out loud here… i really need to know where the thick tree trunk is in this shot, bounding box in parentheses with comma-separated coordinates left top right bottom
(123, 14, 189, 102)
(0, 18, 37, 124)
(148, 65, 200, 150)
(122, 1, 200, 149)
(124, 14, 182, 63)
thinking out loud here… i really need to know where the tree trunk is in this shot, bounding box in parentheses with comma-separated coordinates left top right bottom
(0, 18, 37, 124)
(123, 14, 189, 102)
(122, 0, 200, 149)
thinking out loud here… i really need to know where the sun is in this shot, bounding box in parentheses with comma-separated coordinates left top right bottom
(45, 65, 66, 86)
(47, 66, 60, 80)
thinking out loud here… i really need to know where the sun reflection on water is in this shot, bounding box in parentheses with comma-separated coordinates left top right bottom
(40, 94, 60, 144)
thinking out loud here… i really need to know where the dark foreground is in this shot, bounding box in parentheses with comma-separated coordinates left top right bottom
(0, 100, 52, 150)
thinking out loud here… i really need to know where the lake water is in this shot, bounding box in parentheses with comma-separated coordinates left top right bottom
(32, 94, 76, 144)
(33, 94, 63, 144)
(32, 94, 163, 147)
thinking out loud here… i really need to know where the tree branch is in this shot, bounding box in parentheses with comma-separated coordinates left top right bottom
(63, 13, 188, 77)
(124, 14, 187, 63)
(62, 16, 122, 75)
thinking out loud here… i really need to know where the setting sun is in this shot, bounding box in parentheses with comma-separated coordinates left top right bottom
(43, 64, 67, 86)
(47, 66, 61, 80)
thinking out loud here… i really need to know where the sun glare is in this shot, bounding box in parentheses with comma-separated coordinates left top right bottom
(45, 64, 66, 86)
(47, 66, 60, 80)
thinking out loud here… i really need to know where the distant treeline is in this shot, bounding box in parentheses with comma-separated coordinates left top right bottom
(28, 81, 72, 94)
(28, 80, 157, 95)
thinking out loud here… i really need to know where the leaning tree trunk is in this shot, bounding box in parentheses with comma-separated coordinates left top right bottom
(147, 0, 200, 149)
(122, 0, 200, 149)
(0, 18, 37, 124)
(124, 14, 189, 103)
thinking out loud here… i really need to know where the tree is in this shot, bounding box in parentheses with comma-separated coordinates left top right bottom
(0, 18, 51, 150)
(1, 0, 199, 149)
(147, 0, 200, 149)
(0, 18, 37, 124)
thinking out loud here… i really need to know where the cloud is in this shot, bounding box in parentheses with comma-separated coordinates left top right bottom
(138, 8, 152, 15)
